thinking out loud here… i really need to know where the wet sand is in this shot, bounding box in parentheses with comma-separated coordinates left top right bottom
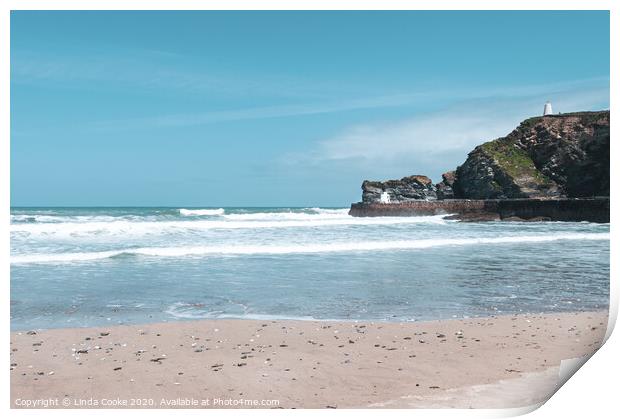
(10, 311, 607, 409)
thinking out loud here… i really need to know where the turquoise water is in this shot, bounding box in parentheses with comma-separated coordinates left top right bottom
(10, 207, 610, 330)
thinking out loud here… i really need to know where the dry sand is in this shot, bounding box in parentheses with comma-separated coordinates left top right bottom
(10, 311, 607, 409)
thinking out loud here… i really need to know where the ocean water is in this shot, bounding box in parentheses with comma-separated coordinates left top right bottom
(10, 207, 610, 330)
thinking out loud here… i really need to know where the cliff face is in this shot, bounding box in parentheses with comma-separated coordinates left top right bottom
(435, 171, 456, 199)
(357, 110, 609, 204)
(453, 111, 610, 199)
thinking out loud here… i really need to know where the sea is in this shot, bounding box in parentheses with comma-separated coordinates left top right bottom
(10, 207, 610, 330)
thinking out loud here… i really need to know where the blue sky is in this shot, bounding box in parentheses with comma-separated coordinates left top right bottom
(11, 11, 610, 206)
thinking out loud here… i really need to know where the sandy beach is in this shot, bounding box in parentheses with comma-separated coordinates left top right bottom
(10, 311, 607, 409)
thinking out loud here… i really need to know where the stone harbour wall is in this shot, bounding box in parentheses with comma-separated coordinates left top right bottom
(349, 198, 609, 223)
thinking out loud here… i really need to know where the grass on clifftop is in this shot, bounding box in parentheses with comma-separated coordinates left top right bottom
(480, 139, 552, 185)
(519, 116, 543, 128)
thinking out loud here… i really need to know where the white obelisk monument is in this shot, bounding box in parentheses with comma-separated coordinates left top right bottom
(543, 101, 553, 116)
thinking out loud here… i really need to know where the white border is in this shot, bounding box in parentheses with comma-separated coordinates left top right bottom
(1, 2, 616, 419)
(0, 0, 616, 11)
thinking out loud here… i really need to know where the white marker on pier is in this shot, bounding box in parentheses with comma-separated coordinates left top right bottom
(380, 191, 391, 203)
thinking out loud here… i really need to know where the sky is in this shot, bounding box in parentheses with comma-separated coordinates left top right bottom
(10, 11, 610, 207)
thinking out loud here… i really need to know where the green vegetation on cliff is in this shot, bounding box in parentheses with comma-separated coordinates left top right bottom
(453, 110, 609, 199)
(479, 139, 553, 186)
(359, 110, 609, 202)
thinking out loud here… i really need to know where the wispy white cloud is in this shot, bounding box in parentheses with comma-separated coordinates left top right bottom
(100, 93, 430, 129)
(86, 76, 607, 133)
(313, 83, 609, 165)
(11, 49, 383, 100)
(13, 48, 610, 147)
(268, 79, 609, 187)
(11, 51, 263, 96)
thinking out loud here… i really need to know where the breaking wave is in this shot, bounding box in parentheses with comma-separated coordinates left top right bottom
(179, 208, 225, 216)
(221, 208, 349, 221)
(10, 232, 609, 265)
(10, 213, 449, 237)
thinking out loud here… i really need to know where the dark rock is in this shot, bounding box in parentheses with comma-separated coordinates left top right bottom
(453, 111, 609, 199)
(435, 171, 456, 199)
(502, 216, 551, 222)
(362, 175, 437, 203)
(349, 111, 609, 222)
(350, 198, 608, 223)
(453, 141, 561, 199)
(443, 211, 500, 222)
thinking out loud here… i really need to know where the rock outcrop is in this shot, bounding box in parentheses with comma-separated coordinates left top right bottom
(355, 110, 609, 209)
(435, 171, 456, 199)
(362, 175, 437, 203)
(453, 111, 609, 199)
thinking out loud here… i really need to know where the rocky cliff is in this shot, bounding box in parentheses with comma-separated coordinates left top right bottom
(359, 111, 609, 203)
(362, 175, 437, 203)
(435, 171, 456, 199)
(453, 111, 609, 199)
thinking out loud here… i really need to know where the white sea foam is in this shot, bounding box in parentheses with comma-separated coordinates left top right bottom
(11, 214, 145, 224)
(10, 232, 610, 264)
(12, 250, 124, 264)
(165, 303, 321, 321)
(10, 213, 449, 237)
(179, 208, 225, 216)
(307, 208, 351, 215)
(11, 214, 91, 223)
(164, 303, 225, 319)
(221, 208, 350, 221)
(11, 215, 38, 223)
